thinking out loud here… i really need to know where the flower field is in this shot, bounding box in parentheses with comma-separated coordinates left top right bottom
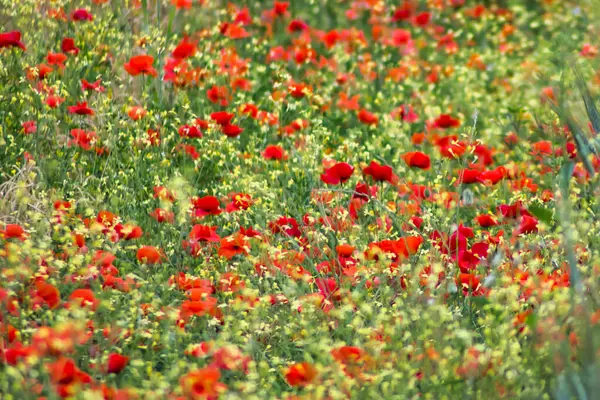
(2, 0, 600, 398)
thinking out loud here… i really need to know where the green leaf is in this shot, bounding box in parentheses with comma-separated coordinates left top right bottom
(528, 203, 553, 225)
(560, 161, 575, 194)
(573, 62, 600, 134)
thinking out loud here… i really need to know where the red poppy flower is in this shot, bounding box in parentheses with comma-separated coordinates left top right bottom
(188, 225, 220, 243)
(321, 162, 354, 185)
(210, 111, 234, 125)
(124, 55, 158, 77)
(81, 79, 105, 92)
(531, 140, 553, 157)
(477, 167, 506, 185)
(474, 215, 498, 227)
(21, 121, 37, 135)
(222, 124, 244, 137)
(71, 9, 94, 21)
(106, 353, 129, 374)
(180, 297, 220, 321)
(172, 0, 192, 9)
(226, 193, 252, 212)
(273, 1, 290, 16)
(191, 196, 222, 217)
(179, 144, 200, 160)
(289, 19, 309, 32)
(147, 128, 161, 145)
(218, 233, 249, 259)
(34, 281, 61, 309)
(29, 63, 53, 80)
(69, 129, 97, 150)
(402, 151, 431, 169)
(178, 124, 203, 138)
(47, 52, 67, 68)
(285, 362, 318, 387)
(69, 289, 99, 310)
(149, 208, 174, 223)
(288, 82, 309, 98)
(47, 357, 92, 388)
(172, 36, 197, 59)
(0, 31, 26, 51)
(357, 109, 378, 125)
(46, 95, 65, 108)
(517, 215, 539, 235)
(136, 246, 163, 264)
(127, 106, 147, 121)
(262, 145, 287, 160)
(67, 102, 95, 116)
(180, 367, 227, 399)
(363, 161, 397, 183)
(434, 114, 460, 129)
(115, 223, 143, 240)
(61, 38, 79, 55)
(207, 85, 229, 106)
(456, 273, 486, 296)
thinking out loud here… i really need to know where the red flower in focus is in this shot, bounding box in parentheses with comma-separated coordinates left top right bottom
(106, 353, 129, 374)
(402, 151, 431, 169)
(210, 111, 234, 125)
(221, 124, 244, 137)
(178, 124, 203, 138)
(269, 216, 301, 237)
(183, 225, 220, 256)
(321, 162, 354, 185)
(191, 196, 222, 218)
(456, 273, 486, 296)
(0, 31, 26, 51)
(115, 223, 143, 240)
(363, 161, 397, 183)
(124, 55, 158, 77)
(225, 193, 252, 212)
(218, 233, 249, 259)
(136, 246, 163, 264)
(475, 215, 498, 227)
(517, 215, 538, 235)
(262, 145, 287, 160)
(190, 225, 220, 243)
(67, 102, 95, 115)
(285, 362, 318, 387)
(61, 38, 79, 55)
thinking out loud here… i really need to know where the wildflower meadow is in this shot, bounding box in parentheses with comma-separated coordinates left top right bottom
(2, 0, 600, 398)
